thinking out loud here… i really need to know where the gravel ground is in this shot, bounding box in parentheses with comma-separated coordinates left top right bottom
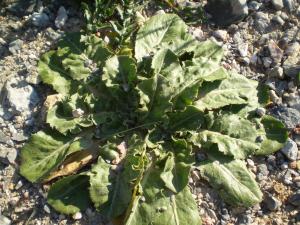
(0, 0, 300, 225)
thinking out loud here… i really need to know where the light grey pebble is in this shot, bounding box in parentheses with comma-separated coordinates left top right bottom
(238, 43, 248, 57)
(72, 212, 82, 220)
(6, 80, 39, 114)
(0, 215, 11, 225)
(44, 205, 51, 214)
(269, 66, 284, 79)
(206, 208, 218, 221)
(271, 106, 300, 129)
(281, 138, 298, 161)
(0, 130, 10, 144)
(248, 1, 262, 11)
(269, 90, 281, 103)
(6, 148, 17, 164)
(271, 0, 284, 10)
(213, 30, 228, 41)
(55, 6, 68, 29)
(283, 0, 295, 12)
(272, 15, 285, 25)
(256, 108, 266, 117)
(268, 40, 283, 64)
(264, 194, 282, 211)
(15, 180, 23, 190)
(31, 12, 50, 27)
(8, 39, 23, 55)
(12, 132, 28, 142)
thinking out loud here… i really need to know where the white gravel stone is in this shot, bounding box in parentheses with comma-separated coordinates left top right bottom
(213, 30, 228, 41)
(55, 6, 68, 29)
(281, 139, 298, 161)
(0, 215, 11, 225)
(72, 212, 82, 220)
(6, 80, 39, 114)
(44, 205, 51, 214)
(271, 0, 284, 10)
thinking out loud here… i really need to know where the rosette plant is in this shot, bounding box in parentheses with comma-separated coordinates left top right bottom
(20, 14, 287, 225)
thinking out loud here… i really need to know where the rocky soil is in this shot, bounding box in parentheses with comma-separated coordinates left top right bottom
(0, 0, 300, 225)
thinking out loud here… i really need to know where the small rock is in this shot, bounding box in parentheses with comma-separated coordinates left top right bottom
(55, 6, 68, 29)
(247, 158, 255, 167)
(206, 209, 218, 221)
(191, 27, 204, 41)
(264, 194, 282, 211)
(31, 12, 50, 27)
(72, 212, 82, 220)
(0, 215, 11, 225)
(269, 66, 284, 79)
(256, 108, 266, 117)
(283, 0, 295, 12)
(44, 205, 51, 214)
(6, 148, 17, 164)
(263, 57, 273, 68)
(8, 39, 23, 55)
(271, 106, 300, 129)
(238, 43, 248, 57)
(269, 90, 281, 103)
(6, 80, 39, 114)
(271, 15, 285, 26)
(15, 180, 23, 190)
(205, 0, 248, 26)
(268, 40, 283, 64)
(12, 132, 28, 142)
(248, 1, 262, 11)
(281, 138, 298, 161)
(254, 12, 270, 33)
(289, 193, 300, 206)
(72, 108, 84, 118)
(0, 130, 10, 144)
(213, 30, 228, 41)
(0, 37, 6, 46)
(271, 0, 284, 10)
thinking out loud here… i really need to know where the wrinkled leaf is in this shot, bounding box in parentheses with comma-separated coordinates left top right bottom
(20, 130, 92, 182)
(195, 72, 265, 111)
(89, 137, 146, 219)
(48, 174, 91, 214)
(124, 155, 201, 225)
(197, 151, 262, 207)
(160, 139, 193, 193)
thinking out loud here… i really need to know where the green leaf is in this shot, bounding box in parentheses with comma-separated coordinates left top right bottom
(62, 53, 91, 80)
(135, 14, 189, 61)
(197, 151, 262, 207)
(46, 94, 94, 134)
(124, 155, 201, 225)
(193, 130, 259, 159)
(194, 72, 264, 111)
(137, 74, 173, 122)
(47, 174, 91, 215)
(38, 51, 73, 96)
(38, 33, 112, 96)
(168, 106, 205, 131)
(102, 55, 137, 90)
(89, 137, 146, 219)
(160, 139, 193, 193)
(255, 115, 288, 155)
(20, 130, 92, 182)
(190, 113, 288, 159)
